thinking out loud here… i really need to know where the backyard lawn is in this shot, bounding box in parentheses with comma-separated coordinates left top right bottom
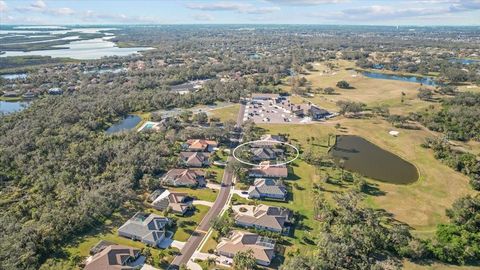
(209, 104, 240, 122)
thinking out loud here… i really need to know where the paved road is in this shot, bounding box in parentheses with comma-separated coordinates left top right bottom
(169, 102, 244, 269)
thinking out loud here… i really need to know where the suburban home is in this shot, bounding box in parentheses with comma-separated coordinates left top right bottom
(260, 134, 286, 143)
(47, 87, 63, 95)
(117, 212, 170, 247)
(216, 230, 276, 266)
(185, 139, 218, 152)
(179, 151, 211, 167)
(233, 204, 292, 233)
(250, 147, 284, 162)
(249, 162, 288, 178)
(84, 244, 142, 270)
(248, 178, 287, 200)
(161, 168, 206, 187)
(151, 189, 192, 215)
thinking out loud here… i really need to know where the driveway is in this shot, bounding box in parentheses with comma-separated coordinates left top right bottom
(193, 200, 214, 207)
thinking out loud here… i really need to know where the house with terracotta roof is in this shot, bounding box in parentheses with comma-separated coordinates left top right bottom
(161, 168, 206, 187)
(179, 151, 211, 167)
(151, 189, 192, 215)
(233, 204, 292, 233)
(185, 139, 218, 152)
(117, 212, 170, 247)
(216, 230, 276, 266)
(248, 162, 288, 178)
(84, 244, 142, 270)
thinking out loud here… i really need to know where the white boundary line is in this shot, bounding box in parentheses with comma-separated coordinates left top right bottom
(232, 139, 300, 167)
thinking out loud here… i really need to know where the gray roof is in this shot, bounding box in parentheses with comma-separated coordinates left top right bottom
(118, 212, 169, 243)
(235, 204, 291, 231)
(248, 178, 287, 197)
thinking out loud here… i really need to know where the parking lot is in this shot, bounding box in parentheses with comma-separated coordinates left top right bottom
(243, 98, 312, 124)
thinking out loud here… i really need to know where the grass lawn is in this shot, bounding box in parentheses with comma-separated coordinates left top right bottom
(168, 187, 218, 202)
(206, 165, 225, 184)
(161, 204, 210, 242)
(259, 120, 473, 236)
(209, 104, 240, 122)
(200, 231, 220, 253)
(42, 198, 180, 270)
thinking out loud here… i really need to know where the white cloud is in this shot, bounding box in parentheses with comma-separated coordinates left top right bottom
(0, 0, 8, 12)
(52, 7, 75, 16)
(186, 1, 280, 14)
(266, 0, 348, 5)
(31, 0, 46, 9)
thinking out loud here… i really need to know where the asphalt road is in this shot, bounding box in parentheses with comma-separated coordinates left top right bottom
(169, 103, 244, 269)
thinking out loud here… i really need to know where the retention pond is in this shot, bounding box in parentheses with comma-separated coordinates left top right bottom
(329, 135, 419, 184)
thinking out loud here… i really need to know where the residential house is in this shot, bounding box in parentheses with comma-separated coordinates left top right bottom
(216, 231, 275, 266)
(249, 162, 288, 178)
(48, 87, 63, 95)
(161, 168, 206, 187)
(250, 147, 284, 162)
(248, 178, 287, 201)
(179, 151, 210, 167)
(84, 244, 142, 270)
(117, 212, 170, 247)
(185, 139, 218, 152)
(151, 189, 192, 215)
(233, 204, 292, 233)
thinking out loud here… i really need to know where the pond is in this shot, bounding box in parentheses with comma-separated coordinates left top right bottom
(449, 58, 480, 65)
(106, 115, 141, 134)
(1, 73, 28, 80)
(362, 71, 440, 86)
(0, 100, 29, 114)
(329, 135, 419, 184)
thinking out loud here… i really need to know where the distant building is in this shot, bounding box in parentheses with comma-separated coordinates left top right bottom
(233, 204, 292, 233)
(216, 231, 276, 266)
(161, 168, 206, 187)
(117, 212, 170, 247)
(309, 105, 330, 120)
(248, 178, 287, 200)
(48, 87, 63, 95)
(84, 244, 142, 270)
(250, 147, 284, 162)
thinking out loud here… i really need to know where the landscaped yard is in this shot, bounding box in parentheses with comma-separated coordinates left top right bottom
(164, 204, 210, 242)
(169, 187, 219, 202)
(42, 198, 180, 270)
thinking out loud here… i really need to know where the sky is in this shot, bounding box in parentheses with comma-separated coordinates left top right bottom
(1, 0, 479, 26)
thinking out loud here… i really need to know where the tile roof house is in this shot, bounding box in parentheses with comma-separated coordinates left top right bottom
(161, 169, 206, 187)
(151, 189, 192, 215)
(117, 212, 170, 247)
(179, 151, 210, 167)
(250, 147, 284, 162)
(216, 230, 276, 266)
(248, 162, 288, 178)
(248, 178, 287, 200)
(185, 139, 218, 152)
(84, 244, 141, 270)
(233, 204, 292, 233)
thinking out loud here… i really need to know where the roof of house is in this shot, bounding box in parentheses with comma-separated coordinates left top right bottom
(163, 169, 205, 186)
(216, 231, 275, 263)
(309, 105, 330, 115)
(118, 212, 169, 243)
(84, 244, 140, 270)
(151, 189, 190, 213)
(234, 204, 291, 231)
(251, 147, 277, 160)
(186, 139, 218, 150)
(249, 163, 288, 178)
(179, 151, 210, 166)
(248, 178, 287, 197)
